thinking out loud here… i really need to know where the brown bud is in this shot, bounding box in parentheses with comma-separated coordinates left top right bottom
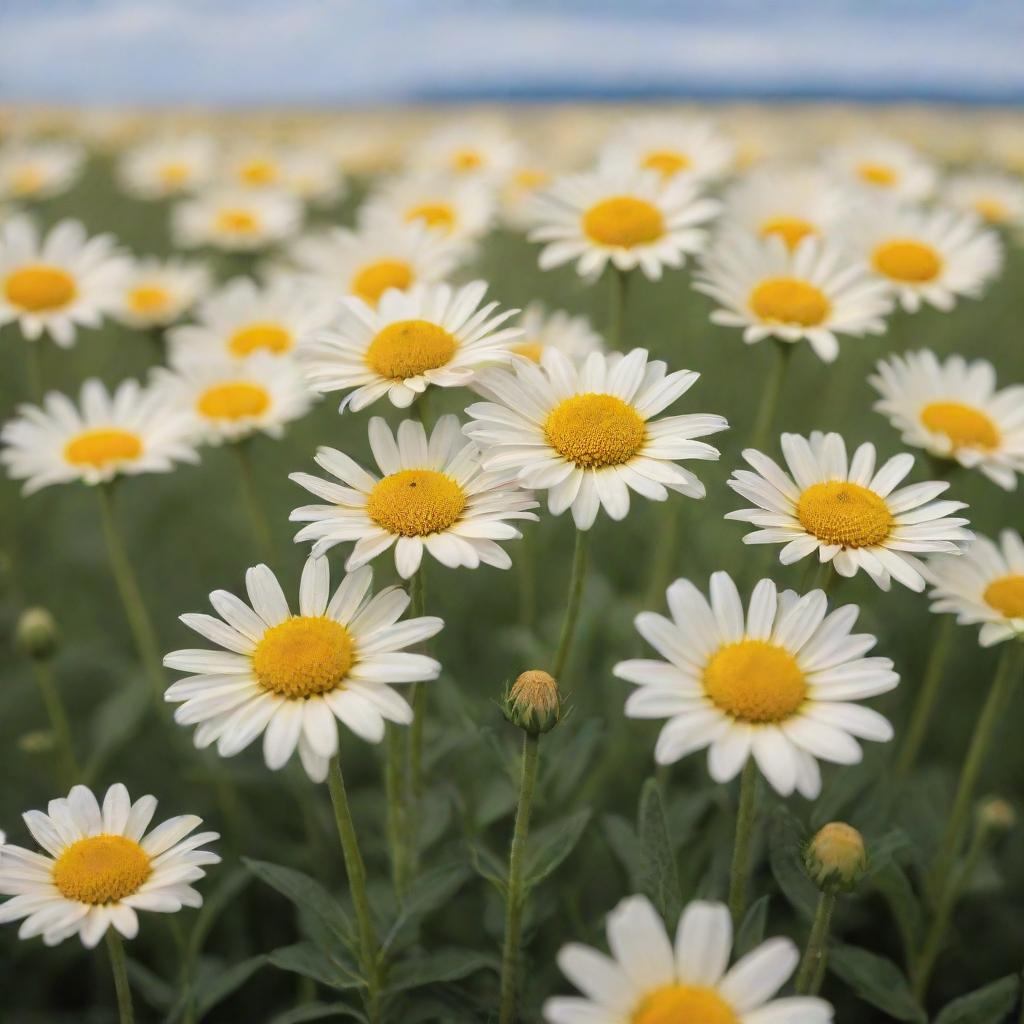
(805, 821, 867, 893)
(503, 670, 561, 736)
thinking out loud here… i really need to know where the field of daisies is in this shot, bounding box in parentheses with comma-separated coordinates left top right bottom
(0, 106, 1023, 1023)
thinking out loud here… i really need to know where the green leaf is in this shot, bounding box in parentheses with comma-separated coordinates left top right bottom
(601, 814, 643, 892)
(545, 718, 604, 804)
(865, 829, 914, 877)
(382, 862, 472, 952)
(123, 956, 174, 1011)
(734, 895, 770, 957)
(267, 942, 363, 991)
(829, 943, 925, 1022)
(468, 840, 508, 895)
(934, 974, 1021, 1024)
(636, 778, 682, 921)
(523, 808, 591, 889)
(192, 955, 267, 1019)
(871, 861, 922, 962)
(269, 1002, 368, 1024)
(187, 866, 251, 963)
(83, 681, 151, 782)
(386, 949, 496, 994)
(766, 807, 817, 920)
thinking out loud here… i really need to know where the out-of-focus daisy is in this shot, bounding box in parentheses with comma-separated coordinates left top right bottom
(928, 530, 1024, 647)
(0, 216, 129, 347)
(0, 141, 84, 201)
(361, 174, 495, 245)
(409, 123, 522, 181)
(826, 137, 936, 201)
(299, 280, 521, 412)
(172, 188, 301, 252)
(694, 233, 892, 363)
(870, 350, 1024, 491)
(117, 135, 216, 200)
(164, 556, 443, 781)
(544, 894, 833, 1023)
(615, 572, 897, 796)
(465, 349, 727, 531)
(0, 783, 218, 948)
(598, 116, 735, 183)
(223, 146, 345, 204)
(499, 163, 553, 230)
(530, 166, 720, 281)
(290, 414, 538, 577)
(942, 170, 1024, 229)
(114, 256, 210, 329)
(727, 430, 972, 592)
(168, 275, 333, 363)
(510, 303, 603, 365)
(1, 378, 200, 494)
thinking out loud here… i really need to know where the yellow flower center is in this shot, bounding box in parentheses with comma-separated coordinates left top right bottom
(52, 835, 152, 905)
(544, 393, 646, 469)
(583, 196, 665, 248)
(872, 239, 943, 283)
(352, 259, 414, 305)
(641, 150, 692, 177)
(405, 202, 456, 232)
(228, 321, 293, 356)
(796, 481, 893, 549)
(984, 575, 1024, 619)
(239, 158, 279, 186)
(512, 340, 544, 363)
(857, 161, 898, 187)
(159, 162, 191, 187)
(127, 284, 171, 314)
(252, 616, 354, 698)
(451, 148, 483, 172)
(5, 265, 77, 312)
(920, 401, 999, 451)
(366, 469, 466, 536)
(11, 166, 44, 195)
(197, 382, 271, 421)
(64, 429, 143, 468)
(365, 319, 457, 380)
(759, 216, 816, 250)
(973, 197, 1009, 224)
(513, 169, 549, 191)
(215, 208, 259, 234)
(632, 984, 739, 1024)
(749, 277, 830, 327)
(703, 639, 807, 724)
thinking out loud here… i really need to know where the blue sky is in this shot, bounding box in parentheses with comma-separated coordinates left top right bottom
(2, 0, 1023, 105)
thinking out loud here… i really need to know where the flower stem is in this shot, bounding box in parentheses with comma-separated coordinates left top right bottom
(750, 340, 793, 453)
(606, 266, 629, 349)
(795, 892, 836, 994)
(29, 655, 79, 784)
(327, 755, 381, 1023)
(231, 441, 276, 566)
(728, 759, 759, 926)
(105, 929, 135, 1024)
(644, 499, 680, 610)
(385, 726, 410, 900)
(407, 568, 428, 801)
(498, 731, 541, 1024)
(551, 528, 589, 682)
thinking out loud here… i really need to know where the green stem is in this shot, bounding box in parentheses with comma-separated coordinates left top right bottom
(385, 726, 410, 900)
(728, 759, 758, 926)
(29, 655, 79, 784)
(795, 892, 836, 995)
(105, 929, 135, 1024)
(327, 756, 381, 1023)
(644, 499, 680, 610)
(750, 341, 793, 453)
(498, 732, 541, 1024)
(407, 568, 428, 802)
(551, 528, 589, 682)
(517, 524, 538, 630)
(606, 267, 628, 350)
(231, 441, 276, 566)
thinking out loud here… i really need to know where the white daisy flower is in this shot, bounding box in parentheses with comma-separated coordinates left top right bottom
(928, 530, 1024, 647)
(172, 188, 302, 252)
(360, 174, 495, 245)
(298, 280, 521, 412)
(117, 135, 217, 200)
(598, 116, 736, 183)
(825, 137, 936, 201)
(290, 414, 538, 578)
(510, 303, 604, 365)
(0, 783, 218, 948)
(870, 350, 1024, 491)
(615, 572, 897, 796)
(223, 146, 345, 204)
(499, 164, 553, 231)
(0, 216, 130, 347)
(113, 256, 211, 330)
(941, 170, 1024, 229)
(465, 348, 728, 531)
(409, 123, 522, 181)
(694, 233, 892, 363)
(163, 556, 444, 782)
(544, 894, 833, 1023)
(1, 378, 200, 494)
(0, 140, 84, 201)
(726, 431, 972, 592)
(530, 166, 720, 281)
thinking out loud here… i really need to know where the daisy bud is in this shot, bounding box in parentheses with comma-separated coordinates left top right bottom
(15, 607, 58, 660)
(977, 797, 1016, 834)
(805, 822, 867, 894)
(503, 670, 561, 736)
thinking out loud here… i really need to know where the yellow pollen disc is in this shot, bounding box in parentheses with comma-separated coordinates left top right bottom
(797, 481, 893, 549)
(921, 401, 999, 451)
(11, 166, 44, 195)
(871, 239, 942, 283)
(759, 215, 816, 250)
(544, 393, 646, 469)
(253, 616, 354, 698)
(857, 161, 898, 186)
(215, 208, 259, 234)
(159, 162, 191, 187)
(583, 196, 665, 248)
(366, 469, 466, 537)
(405, 202, 456, 232)
(513, 169, 548, 191)
(5, 264, 77, 312)
(365, 319, 457, 380)
(228, 321, 293, 356)
(127, 284, 170, 314)
(973, 197, 1009, 223)
(352, 259, 414, 305)
(239, 158, 279, 186)
(64, 429, 143, 468)
(451, 148, 483, 172)
(197, 382, 271, 421)
(983, 575, 1024, 619)
(512, 340, 544, 363)
(749, 277, 830, 327)
(641, 149, 692, 177)
(632, 984, 739, 1024)
(52, 835, 151, 905)
(703, 639, 807, 724)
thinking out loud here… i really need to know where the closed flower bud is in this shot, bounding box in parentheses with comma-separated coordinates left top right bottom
(503, 670, 561, 736)
(805, 821, 867, 893)
(19, 730, 56, 754)
(977, 797, 1016, 834)
(15, 607, 58, 660)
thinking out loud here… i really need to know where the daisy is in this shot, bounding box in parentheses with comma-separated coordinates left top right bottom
(113, 256, 211, 330)
(464, 348, 728, 531)
(510, 303, 603, 365)
(870, 350, 1024, 491)
(409, 123, 522, 181)
(117, 134, 217, 200)
(928, 530, 1024, 647)
(598, 116, 736, 183)
(223, 146, 345, 204)
(825, 137, 936, 201)
(499, 163, 553, 230)
(615, 572, 898, 796)
(530, 166, 720, 281)
(163, 555, 444, 781)
(1, 378, 200, 494)
(172, 188, 301, 252)
(360, 174, 495, 245)
(941, 170, 1024, 229)
(290, 414, 538, 577)
(544, 894, 833, 1023)
(844, 202, 1002, 313)
(0, 783, 218, 948)
(726, 431, 972, 592)
(694, 233, 892, 363)
(0, 140, 84, 201)
(298, 280, 521, 412)
(0, 216, 130, 347)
